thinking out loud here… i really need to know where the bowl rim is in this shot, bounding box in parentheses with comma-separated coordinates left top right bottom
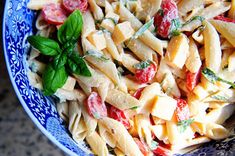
(2, 1, 79, 155)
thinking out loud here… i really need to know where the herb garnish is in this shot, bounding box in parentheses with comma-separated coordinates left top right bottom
(182, 16, 205, 27)
(133, 60, 151, 69)
(170, 18, 182, 36)
(211, 95, 229, 102)
(150, 140, 159, 150)
(84, 50, 110, 61)
(131, 18, 154, 40)
(202, 68, 235, 88)
(177, 118, 194, 133)
(28, 10, 91, 95)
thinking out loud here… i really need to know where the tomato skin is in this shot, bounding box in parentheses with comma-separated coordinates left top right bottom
(42, 3, 67, 25)
(214, 15, 235, 23)
(135, 63, 157, 84)
(134, 138, 150, 156)
(85, 92, 107, 119)
(176, 99, 190, 122)
(152, 146, 171, 156)
(186, 69, 201, 92)
(132, 87, 145, 99)
(154, 0, 179, 38)
(62, 0, 88, 13)
(109, 106, 131, 129)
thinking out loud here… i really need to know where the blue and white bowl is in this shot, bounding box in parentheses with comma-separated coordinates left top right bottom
(2, 0, 235, 155)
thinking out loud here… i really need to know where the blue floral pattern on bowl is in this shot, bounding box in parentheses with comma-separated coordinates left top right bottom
(2, 0, 235, 155)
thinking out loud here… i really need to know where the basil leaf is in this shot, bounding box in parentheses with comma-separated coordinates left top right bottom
(150, 141, 159, 150)
(42, 64, 68, 95)
(130, 106, 139, 110)
(177, 118, 194, 133)
(27, 36, 60, 56)
(132, 18, 154, 40)
(53, 52, 67, 69)
(182, 16, 205, 27)
(170, 18, 181, 36)
(133, 60, 151, 69)
(67, 51, 92, 77)
(211, 95, 229, 102)
(57, 10, 83, 44)
(85, 50, 109, 61)
(202, 68, 235, 88)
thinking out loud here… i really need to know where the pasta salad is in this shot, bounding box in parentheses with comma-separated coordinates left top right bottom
(27, 0, 235, 155)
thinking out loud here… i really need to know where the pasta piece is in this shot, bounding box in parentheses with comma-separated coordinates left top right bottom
(178, 0, 204, 16)
(221, 40, 233, 50)
(98, 122, 117, 148)
(228, 0, 235, 19)
(57, 102, 69, 123)
(123, 76, 147, 91)
(210, 19, 235, 47)
(88, 0, 104, 20)
(114, 148, 125, 156)
(106, 88, 141, 110)
(99, 117, 143, 156)
(118, 3, 163, 55)
(28, 59, 46, 74)
(221, 49, 233, 69)
(151, 124, 168, 141)
(68, 101, 87, 141)
(35, 13, 49, 30)
(138, 82, 163, 114)
(95, 0, 105, 7)
(55, 89, 82, 102)
(86, 131, 109, 156)
(134, 114, 153, 147)
(82, 11, 96, 38)
(192, 29, 204, 45)
(87, 31, 107, 50)
(104, 31, 121, 61)
(126, 39, 154, 61)
(105, 0, 114, 14)
(61, 76, 76, 91)
(28, 71, 43, 90)
(205, 123, 230, 140)
(203, 20, 222, 73)
(121, 52, 140, 73)
(165, 34, 189, 69)
(76, 79, 92, 95)
(228, 52, 235, 72)
(185, 38, 202, 73)
(27, 0, 60, 10)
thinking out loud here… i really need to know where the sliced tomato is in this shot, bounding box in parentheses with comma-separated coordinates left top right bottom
(132, 87, 145, 100)
(175, 99, 190, 122)
(214, 15, 235, 23)
(186, 68, 201, 92)
(42, 3, 67, 25)
(85, 92, 107, 119)
(62, 0, 88, 13)
(109, 106, 131, 129)
(134, 138, 150, 156)
(152, 146, 171, 156)
(154, 0, 179, 38)
(135, 63, 157, 84)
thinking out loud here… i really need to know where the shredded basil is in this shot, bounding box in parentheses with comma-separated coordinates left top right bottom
(133, 60, 151, 70)
(131, 18, 154, 40)
(177, 118, 194, 133)
(211, 95, 229, 102)
(150, 141, 159, 150)
(182, 16, 205, 27)
(130, 106, 139, 110)
(170, 18, 182, 36)
(84, 50, 110, 61)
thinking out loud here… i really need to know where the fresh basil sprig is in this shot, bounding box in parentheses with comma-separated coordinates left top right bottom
(28, 10, 91, 96)
(177, 118, 194, 133)
(133, 60, 151, 69)
(202, 68, 235, 88)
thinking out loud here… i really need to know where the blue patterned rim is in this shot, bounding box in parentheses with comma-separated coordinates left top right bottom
(2, 0, 235, 156)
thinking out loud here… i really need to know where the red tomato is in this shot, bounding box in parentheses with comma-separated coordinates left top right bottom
(152, 146, 171, 156)
(42, 3, 67, 25)
(176, 99, 190, 122)
(186, 68, 201, 92)
(214, 15, 235, 23)
(154, 0, 179, 38)
(109, 106, 131, 129)
(134, 138, 150, 156)
(62, 0, 88, 13)
(132, 87, 145, 99)
(85, 92, 107, 119)
(135, 63, 157, 84)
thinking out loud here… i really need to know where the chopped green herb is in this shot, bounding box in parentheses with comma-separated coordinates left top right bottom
(150, 140, 159, 150)
(130, 106, 139, 110)
(84, 50, 110, 61)
(182, 16, 205, 27)
(211, 95, 229, 102)
(177, 118, 194, 133)
(170, 18, 182, 36)
(133, 60, 151, 70)
(202, 68, 235, 88)
(106, 17, 118, 25)
(131, 18, 154, 40)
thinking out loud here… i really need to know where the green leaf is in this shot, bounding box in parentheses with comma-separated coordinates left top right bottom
(170, 18, 182, 36)
(52, 52, 67, 69)
(67, 51, 92, 77)
(84, 50, 109, 61)
(106, 17, 118, 24)
(130, 106, 139, 110)
(150, 141, 159, 150)
(27, 36, 60, 56)
(182, 16, 205, 27)
(57, 10, 83, 44)
(202, 68, 235, 88)
(133, 60, 151, 69)
(177, 118, 194, 133)
(211, 95, 229, 102)
(132, 18, 154, 40)
(42, 64, 68, 96)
